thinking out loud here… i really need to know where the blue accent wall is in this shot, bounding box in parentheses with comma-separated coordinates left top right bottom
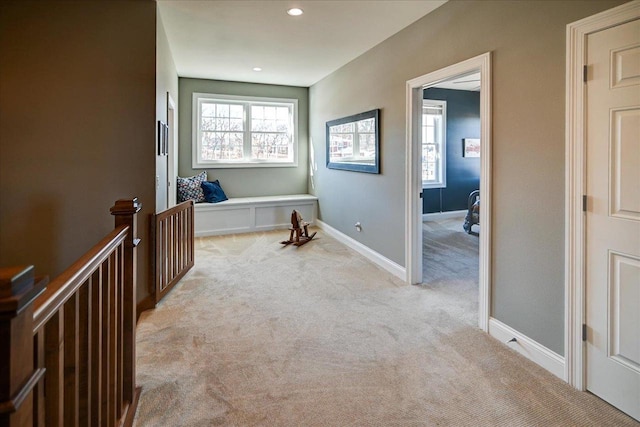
(423, 88, 480, 214)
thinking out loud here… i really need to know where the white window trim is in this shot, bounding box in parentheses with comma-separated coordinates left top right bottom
(192, 92, 298, 169)
(422, 99, 447, 189)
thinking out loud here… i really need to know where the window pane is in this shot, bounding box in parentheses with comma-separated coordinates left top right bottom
(201, 103, 216, 117)
(252, 106, 263, 119)
(276, 120, 289, 132)
(357, 118, 374, 132)
(331, 123, 354, 133)
(359, 134, 375, 158)
(201, 131, 244, 160)
(230, 118, 243, 131)
(329, 134, 353, 159)
(217, 103, 229, 117)
(425, 125, 435, 144)
(426, 144, 437, 162)
(201, 117, 215, 131)
(277, 107, 289, 120)
(265, 106, 276, 119)
(251, 133, 291, 160)
(230, 104, 243, 118)
(215, 118, 229, 131)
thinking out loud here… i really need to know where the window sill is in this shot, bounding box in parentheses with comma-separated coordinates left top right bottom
(422, 183, 446, 190)
(193, 161, 298, 169)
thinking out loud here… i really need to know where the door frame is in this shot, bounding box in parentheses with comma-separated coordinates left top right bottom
(565, 0, 639, 389)
(167, 92, 177, 207)
(405, 52, 492, 332)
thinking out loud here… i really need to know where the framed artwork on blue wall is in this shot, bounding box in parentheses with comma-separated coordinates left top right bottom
(463, 138, 480, 158)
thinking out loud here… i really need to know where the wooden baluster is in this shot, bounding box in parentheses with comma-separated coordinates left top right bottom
(179, 209, 184, 273)
(100, 257, 111, 426)
(89, 269, 102, 427)
(110, 198, 141, 425)
(0, 266, 47, 427)
(106, 252, 118, 426)
(116, 245, 123, 419)
(33, 330, 45, 427)
(189, 203, 194, 266)
(45, 308, 65, 427)
(174, 213, 179, 281)
(161, 218, 166, 291)
(169, 215, 174, 283)
(63, 293, 79, 427)
(77, 282, 90, 425)
(167, 216, 172, 283)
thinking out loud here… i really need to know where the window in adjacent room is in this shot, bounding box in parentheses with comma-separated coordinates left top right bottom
(422, 99, 446, 188)
(192, 93, 298, 168)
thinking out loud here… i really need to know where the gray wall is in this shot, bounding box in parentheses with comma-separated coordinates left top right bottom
(156, 10, 179, 212)
(309, 0, 625, 355)
(0, 1, 156, 303)
(178, 78, 309, 197)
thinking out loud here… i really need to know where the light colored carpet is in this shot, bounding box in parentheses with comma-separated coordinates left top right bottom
(134, 229, 638, 426)
(422, 216, 478, 326)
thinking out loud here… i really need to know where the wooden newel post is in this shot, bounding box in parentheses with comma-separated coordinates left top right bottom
(110, 198, 142, 410)
(0, 266, 47, 427)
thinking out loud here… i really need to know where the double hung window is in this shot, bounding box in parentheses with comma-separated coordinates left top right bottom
(422, 99, 447, 188)
(193, 93, 298, 168)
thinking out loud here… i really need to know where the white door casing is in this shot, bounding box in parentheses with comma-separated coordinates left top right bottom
(585, 18, 640, 421)
(405, 52, 491, 332)
(167, 92, 177, 208)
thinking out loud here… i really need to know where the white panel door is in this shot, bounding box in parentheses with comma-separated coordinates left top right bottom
(586, 18, 640, 421)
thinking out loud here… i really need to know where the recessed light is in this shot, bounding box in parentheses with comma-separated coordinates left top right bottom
(287, 8, 303, 16)
(253, 67, 262, 72)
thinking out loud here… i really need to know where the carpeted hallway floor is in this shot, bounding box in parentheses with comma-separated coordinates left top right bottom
(133, 229, 638, 426)
(422, 215, 478, 326)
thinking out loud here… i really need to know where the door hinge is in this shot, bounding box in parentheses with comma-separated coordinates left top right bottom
(583, 65, 588, 83)
(582, 195, 588, 212)
(419, 192, 423, 199)
(582, 323, 587, 342)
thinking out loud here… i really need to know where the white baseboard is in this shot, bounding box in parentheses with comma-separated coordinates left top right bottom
(315, 220, 405, 280)
(489, 317, 565, 380)
(422, 209, 467, 221)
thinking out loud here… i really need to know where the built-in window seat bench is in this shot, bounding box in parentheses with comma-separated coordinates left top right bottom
(194, 194, 318, 237)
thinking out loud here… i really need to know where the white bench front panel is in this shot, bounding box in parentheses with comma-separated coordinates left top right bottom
(255, 203, 315, 230)
(194, 195, 317, 237)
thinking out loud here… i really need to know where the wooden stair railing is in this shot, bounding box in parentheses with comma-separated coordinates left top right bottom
(0, 198, 141, 427)
(152, 200, 194, 305)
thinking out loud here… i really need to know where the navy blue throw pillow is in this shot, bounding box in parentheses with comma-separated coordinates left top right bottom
(201, 180, 228, 203)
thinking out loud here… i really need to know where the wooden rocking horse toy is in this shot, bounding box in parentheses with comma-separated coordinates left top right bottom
(281, 210, 317, 247)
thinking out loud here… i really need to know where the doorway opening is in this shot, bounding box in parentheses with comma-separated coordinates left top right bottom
(421, 74, 481, 326)
(405, 52, 492, 331)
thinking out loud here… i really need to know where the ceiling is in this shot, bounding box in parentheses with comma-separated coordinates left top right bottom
(157, 1, 447, 87)
(431, 72, 481, 91)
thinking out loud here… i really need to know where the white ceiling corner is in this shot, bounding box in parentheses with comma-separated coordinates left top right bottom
(157, 0, 448, 87)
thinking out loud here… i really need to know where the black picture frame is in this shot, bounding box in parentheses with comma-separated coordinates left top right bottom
(162, 122, 168, 155)
(157, 121, 169, 156)
(326, 109, 380, 174)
